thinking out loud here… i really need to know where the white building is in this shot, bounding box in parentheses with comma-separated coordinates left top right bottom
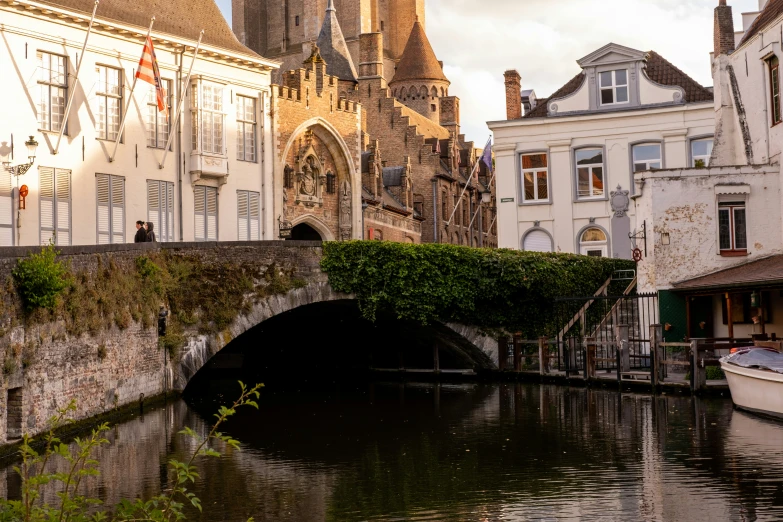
(0, 0, 279, 247)
(488, 44, 715, 259)
(633, 0, 783, 341)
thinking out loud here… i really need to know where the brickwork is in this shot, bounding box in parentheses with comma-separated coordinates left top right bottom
(504, 70, 522, 120)
(714, 1, 735, 57)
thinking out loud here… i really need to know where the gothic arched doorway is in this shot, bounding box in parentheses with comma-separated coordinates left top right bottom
(288, 223, 323, 241)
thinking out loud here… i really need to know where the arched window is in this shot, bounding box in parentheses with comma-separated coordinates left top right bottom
(420, 86, 428, 98)
(579, 227, 608, 257)
(431, 86, 438, 98)
(523, 229, 553, 252)
(400, 87, 407, 100)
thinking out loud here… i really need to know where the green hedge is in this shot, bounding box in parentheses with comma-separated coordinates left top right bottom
(321, 242, 635, 337)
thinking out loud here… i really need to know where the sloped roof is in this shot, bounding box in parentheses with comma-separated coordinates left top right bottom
(39, 0, 257, 56)
(315, 0, 358, 82)
(390, 20, 449, 84)
(739, 0, 783, 47)
(523, 50, 713, 119)
(383, 166, 405, 187)
(398, 103, 450, 140)
(672, 255, 783, 292)
(382, 189, 409, 214)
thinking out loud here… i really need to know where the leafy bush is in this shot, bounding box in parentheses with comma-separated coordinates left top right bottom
(706, 365, 726, 380)
(321, 242, 635, 337)
(12, 244, 69, 312)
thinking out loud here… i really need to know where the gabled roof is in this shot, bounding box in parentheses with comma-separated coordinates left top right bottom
(739, 0, 783, 47)
(390, 20, 449, 84)
(315, 0, 358, 82)
(524, 50, 713, 119)
(39, 0, 257, 56)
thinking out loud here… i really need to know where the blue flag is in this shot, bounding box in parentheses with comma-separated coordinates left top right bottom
(480, 137, 493, 174)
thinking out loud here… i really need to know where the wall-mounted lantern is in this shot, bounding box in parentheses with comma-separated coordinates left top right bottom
(278, 215, 293, 239)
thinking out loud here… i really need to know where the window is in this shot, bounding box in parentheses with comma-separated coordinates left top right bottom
(194, 185, 218, 241)
(96, 174, 124, 244)
(462, 197, 468, 226)
(237, 190, 260, 241)
(441, 191, 447, 220)
(326, 171, 336, 194)
(691, 138, 713, 168)
(0, 169, 12, 246)
(770, 56, 781, 126)
(96, 66, 122, 140)
(580, 227, 608, 257)
(191, 83, 225, 154)
(523, 229, 553, 252)
(374, 229, 383, 241)
(632, 143, 662, 172)
(599, 69, 629, 105)
(147, 180, 174, 242)
(236, 95, 256, 162)
(520, 153, 549, 202)
(431, 104, 437, 112)
(575, 148, 605, 199)
(722, 292, 772, 325)
(284, 165, 294, 189)
(718, 202, 747, 254)
(39, 167, 71, 245)
(146, 79, 171, 148)
(295, 15, 299, 26)
(37, 52, 67, 132)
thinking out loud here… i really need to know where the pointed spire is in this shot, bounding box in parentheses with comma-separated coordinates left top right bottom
(315, 0, 358, 82)
(390, 20, 449, 84)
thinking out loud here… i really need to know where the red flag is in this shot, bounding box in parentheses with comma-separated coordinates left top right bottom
(136, 36, 168, 119)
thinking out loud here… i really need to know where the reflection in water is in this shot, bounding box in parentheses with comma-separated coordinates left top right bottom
(1, 382, 783, 521)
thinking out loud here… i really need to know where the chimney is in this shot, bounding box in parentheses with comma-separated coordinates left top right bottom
(504, 70, 522, 120)
(714, 0, 735, 56)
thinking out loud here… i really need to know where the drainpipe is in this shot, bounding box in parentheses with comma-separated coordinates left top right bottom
(432, 180, 439, 243)
(260, 89, 266, 238)
(177, 49, 184, 241)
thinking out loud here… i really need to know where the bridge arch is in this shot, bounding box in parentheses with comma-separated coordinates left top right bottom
(174, 282, 498, 390)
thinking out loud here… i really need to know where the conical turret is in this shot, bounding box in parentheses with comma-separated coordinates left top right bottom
(390, 19, 449, 85)
(315, 0, 358, 83)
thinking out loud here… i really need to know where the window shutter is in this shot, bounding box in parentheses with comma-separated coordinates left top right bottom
(147, 180, 160, 238)
(55, 169, 71, 245)
(166, 182, 174, 242)
(97, 174, 110, 244)
(249, 192, 260, 241)
(111, 176, 124, 244)
(523, 230, 552, 253)
(206, 187, 217, 240)
(237, 191, 248, 241)
(0, 168, 12, 246)
(39, 167, 55, 245)
(194, 186, 205, 241)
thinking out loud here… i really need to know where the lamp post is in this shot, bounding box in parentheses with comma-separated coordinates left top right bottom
(1, 136, 38, 245)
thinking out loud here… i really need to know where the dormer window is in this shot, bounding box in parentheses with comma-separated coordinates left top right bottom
(599, 69, 629, 105)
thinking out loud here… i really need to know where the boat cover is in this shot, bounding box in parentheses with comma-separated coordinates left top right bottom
(723, 348, 783, 374)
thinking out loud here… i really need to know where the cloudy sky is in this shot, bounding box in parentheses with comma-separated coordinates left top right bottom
(215, 0, 759, 142)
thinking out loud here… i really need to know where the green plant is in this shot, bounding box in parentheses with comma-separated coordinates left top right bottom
(706, 365, 726, 380)
(97, 343, 107, 361)
(0, 382, 262, 522)
(12, 244, 70, 313)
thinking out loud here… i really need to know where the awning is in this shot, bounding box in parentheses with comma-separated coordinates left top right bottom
(672, 254, 783, 293)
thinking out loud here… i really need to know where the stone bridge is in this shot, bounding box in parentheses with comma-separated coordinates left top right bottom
(0, 242, 498, 444)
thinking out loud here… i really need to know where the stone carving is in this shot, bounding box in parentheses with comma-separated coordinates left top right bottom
(300, 157, 318, 197)
(339, 180, 352, 241)
(610, 185, 631, 217)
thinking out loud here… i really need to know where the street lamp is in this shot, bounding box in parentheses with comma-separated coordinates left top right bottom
(481, 190, 492, 205)
(1, 136, 38, 177)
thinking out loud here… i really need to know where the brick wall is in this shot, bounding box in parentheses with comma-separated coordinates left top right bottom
(714, 1, 735, 57)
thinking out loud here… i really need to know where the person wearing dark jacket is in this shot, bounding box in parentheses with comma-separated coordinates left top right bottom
(134, 220, 147, 243)
(145, 222, 157, 242)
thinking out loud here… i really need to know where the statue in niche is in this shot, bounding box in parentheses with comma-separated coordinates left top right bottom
(300, 156, 317, 197)
(339, 180, 352, 241)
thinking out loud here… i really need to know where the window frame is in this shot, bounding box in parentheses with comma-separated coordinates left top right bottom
(95, 173, 125, 244)
(0, 169, 13, 246)
(39, 167, 72, 246)
(598, 69, 630, 106)
(194, 185, 218, 241)
(191, 81, 226, 156)
(36, 51, 68, 134)
(521, 227, 554, 253)
(769, 56, 781, 127)
(147, 179, 175, 242)
(718, 201, 748, 256)
(146, 79, 172, 149)
(518, 151, 551, 205)
(236, 190, 260, 241)
(95, 64, 123, 141)
(573, 146, 607, 201)
(235, 95, 257, 162)
(689, 136, 714, 168)
(576, 225, 610, 258)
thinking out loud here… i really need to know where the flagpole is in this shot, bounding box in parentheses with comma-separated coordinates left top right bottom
(53, 0, 99, 155)
(109, 17, 155, 163)
(467, 155, 496, 232)
(445, 135, 490, 226)
(159, 30, 204, 169)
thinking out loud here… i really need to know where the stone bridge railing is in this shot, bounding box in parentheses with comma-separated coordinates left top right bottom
(0, 241, 497, 445)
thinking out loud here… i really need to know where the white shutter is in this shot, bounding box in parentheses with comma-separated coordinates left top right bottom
(39, 167, 55, 245)
(166, 182, 174, 242)
(0, 169, 12, 246)
(206, 187, 217, 240)
(249, 192, 260, 241)
(111, 176, 124, 244)
(147, 180, 160, 237)
(523, 230, 552, 252)
(194, 186, 205, 241)
(55, 169, 70, 245)
(237, 191, 248, 241)
(97, 174, 110, 244)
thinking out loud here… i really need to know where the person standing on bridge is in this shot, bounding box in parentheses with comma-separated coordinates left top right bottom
(134, 220, 147, 243)
(145, 222, 157, 242)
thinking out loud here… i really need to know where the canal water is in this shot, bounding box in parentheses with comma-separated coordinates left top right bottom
(3, 381, 783, 521)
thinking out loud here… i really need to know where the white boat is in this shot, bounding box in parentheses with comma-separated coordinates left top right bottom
(720, 348, 783, 419)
